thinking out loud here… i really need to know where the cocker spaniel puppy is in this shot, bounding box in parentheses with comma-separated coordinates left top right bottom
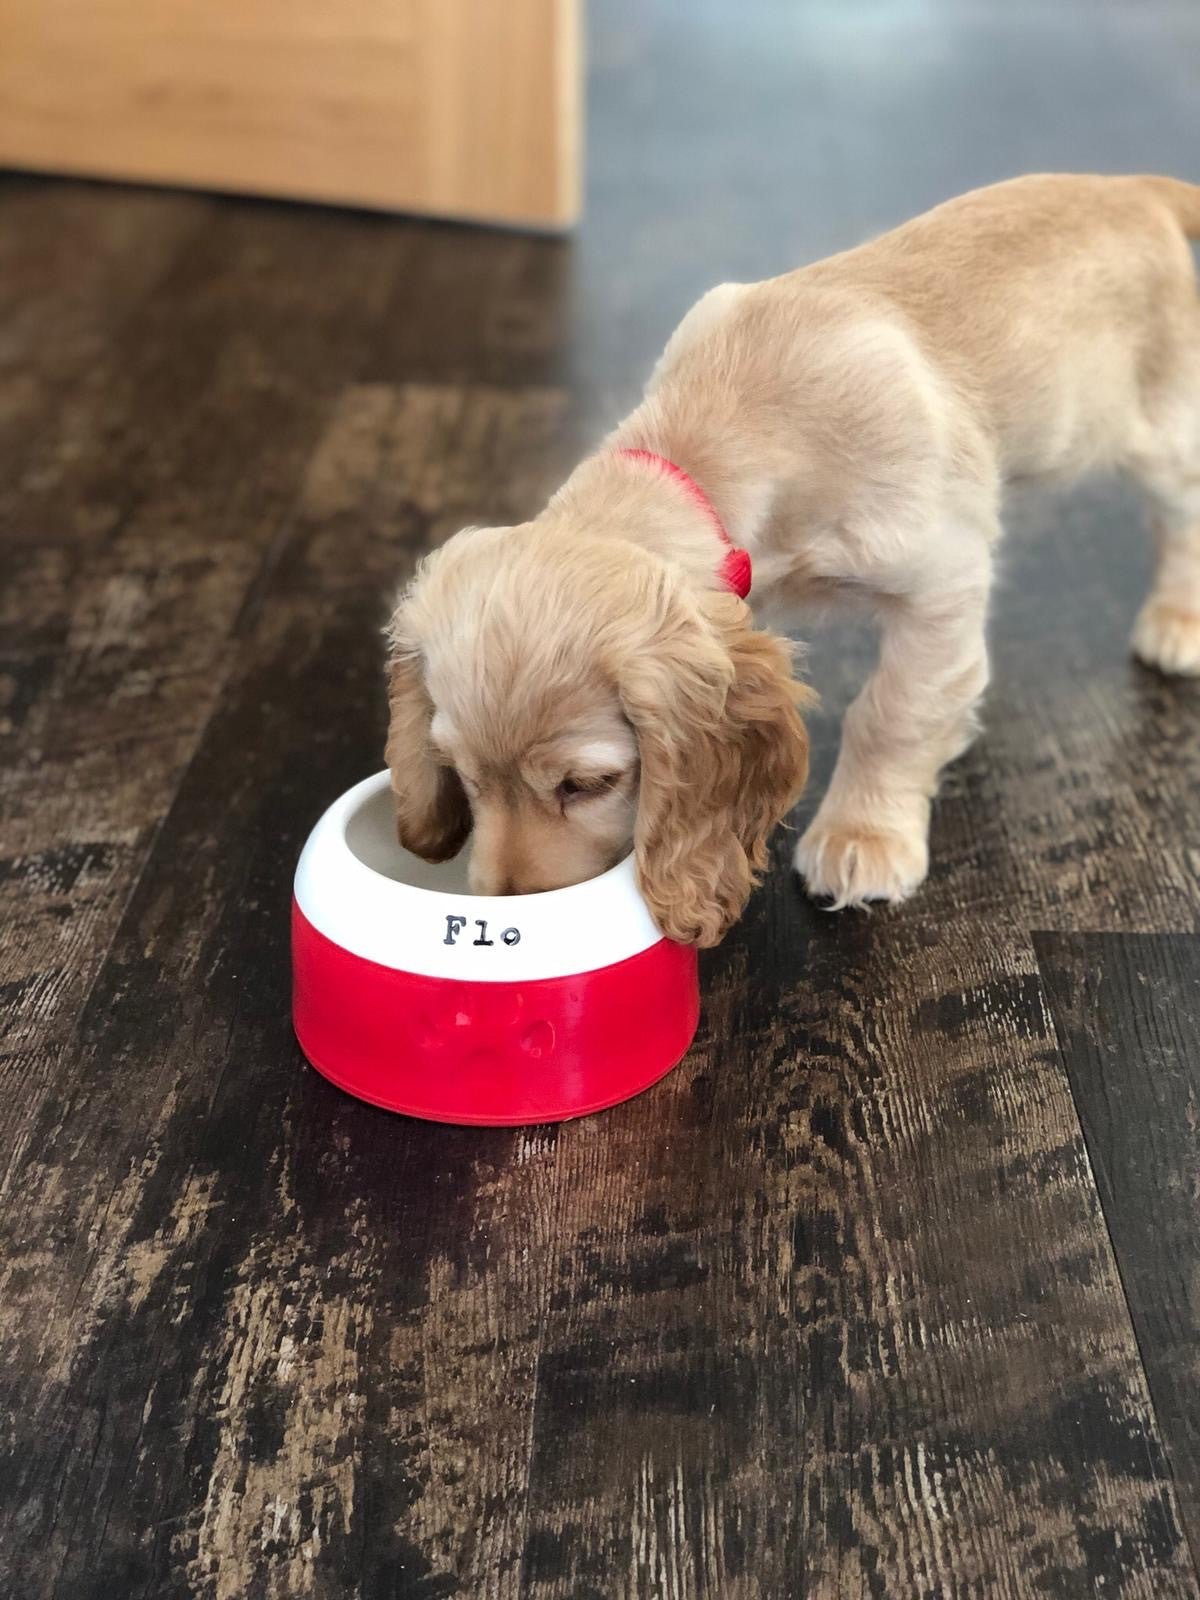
(387, 174, 1200, 943)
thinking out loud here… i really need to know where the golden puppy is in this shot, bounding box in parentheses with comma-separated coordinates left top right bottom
(387, 174, 1200, 938)
(387, 525, 810, 946)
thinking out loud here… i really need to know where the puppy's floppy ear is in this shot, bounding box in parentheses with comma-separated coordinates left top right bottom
(384, 612, 471, 862)
(618, 588, 812, 947)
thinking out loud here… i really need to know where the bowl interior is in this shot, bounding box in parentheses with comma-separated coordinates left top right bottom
(344, 784, 473, 893)
(298, 771, 664, 988)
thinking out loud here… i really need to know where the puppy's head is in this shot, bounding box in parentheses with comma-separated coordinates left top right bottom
(386, 523, 811, 946)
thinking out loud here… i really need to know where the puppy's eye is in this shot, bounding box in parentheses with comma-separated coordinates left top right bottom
(557, 773, 619, 805)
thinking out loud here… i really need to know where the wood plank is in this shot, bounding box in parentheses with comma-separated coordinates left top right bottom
(0, 204, 410, 1175)
(0, 176, 206, 465)
(0, 384, 574, 1599)
(0, 0, 580, 228)
(1037, 931, 1200, 1577)
(362, 223, 575, 392)
(517, 905, 1197, 1597)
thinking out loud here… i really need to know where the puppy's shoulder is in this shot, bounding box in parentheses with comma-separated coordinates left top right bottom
(649, 282, 751, 389)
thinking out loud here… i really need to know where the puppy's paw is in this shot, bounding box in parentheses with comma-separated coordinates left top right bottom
(1133, 602, 1200, 676)
(794, 811, 928, 909)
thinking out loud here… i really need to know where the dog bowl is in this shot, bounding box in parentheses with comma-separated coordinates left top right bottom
(292, 772, 700, 1125)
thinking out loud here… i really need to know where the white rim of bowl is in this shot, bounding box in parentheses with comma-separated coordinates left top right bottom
(293, 771, 666, 981)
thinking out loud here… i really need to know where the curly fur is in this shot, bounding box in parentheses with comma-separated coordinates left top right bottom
(615, 588, 812, 944)
(386, 527, 810, 944)
(383, 634, 471, 863)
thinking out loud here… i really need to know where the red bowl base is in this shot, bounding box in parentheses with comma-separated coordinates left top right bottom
(291, 901, 700, 1126)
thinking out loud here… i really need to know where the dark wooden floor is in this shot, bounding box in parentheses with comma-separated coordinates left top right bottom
(3, 1, 1200, 1595)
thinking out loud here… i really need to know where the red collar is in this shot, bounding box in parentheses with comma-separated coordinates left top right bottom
(615, 447, 752, 598)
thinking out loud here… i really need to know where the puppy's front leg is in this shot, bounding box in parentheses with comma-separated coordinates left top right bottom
(795, 541, 993, 908)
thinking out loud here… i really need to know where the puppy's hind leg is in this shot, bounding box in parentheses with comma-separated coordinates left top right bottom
(1132, 489, 1200, 677)
(1130, 344, 1200, 675)
(795, 530, 994, 908)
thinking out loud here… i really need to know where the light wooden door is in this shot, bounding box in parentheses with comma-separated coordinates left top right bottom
(0, 0, 580, 228)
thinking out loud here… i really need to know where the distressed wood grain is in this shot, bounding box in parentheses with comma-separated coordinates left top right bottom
(517, 902, 1196, 1598)
(0, 386, 574, 1600)
(0, 177, 206, 468)
(0, 199, 412, 1171)
(1037, 932, 1200, 1577)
